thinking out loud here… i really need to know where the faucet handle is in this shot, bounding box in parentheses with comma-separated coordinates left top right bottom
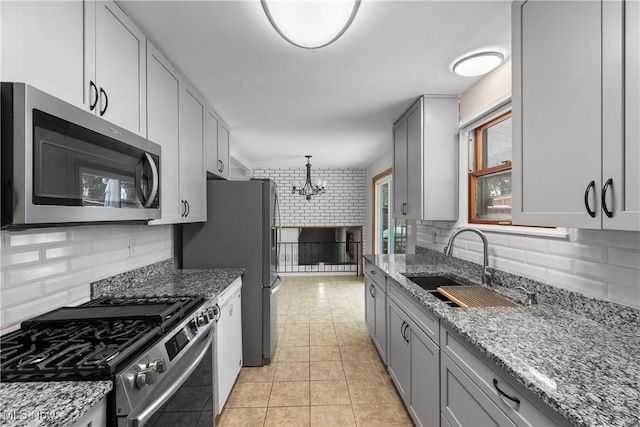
(514, 286, 538, 306)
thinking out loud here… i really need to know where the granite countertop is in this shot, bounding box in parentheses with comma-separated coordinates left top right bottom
(92, 267, 245, 300)
(0, 381, 112, 427)
(1, 267, 244, 427)
(365, 253, 640, 427)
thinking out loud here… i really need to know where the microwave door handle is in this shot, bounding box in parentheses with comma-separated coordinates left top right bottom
(135, 153, 159, 208)
(145, 153, 159, 208)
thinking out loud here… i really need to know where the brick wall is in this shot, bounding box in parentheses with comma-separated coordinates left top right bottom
(1, 224, 173, 332)
(417, 221, 640, 309)
(253, 167, 367, 248)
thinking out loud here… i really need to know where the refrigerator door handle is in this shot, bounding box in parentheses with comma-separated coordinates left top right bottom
(271, 276, 282, 295)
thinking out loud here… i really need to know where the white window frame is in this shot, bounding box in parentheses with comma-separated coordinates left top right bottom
(458, 99, 569, 239)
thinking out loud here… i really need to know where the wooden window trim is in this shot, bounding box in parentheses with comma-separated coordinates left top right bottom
(469, 111, 512, 225)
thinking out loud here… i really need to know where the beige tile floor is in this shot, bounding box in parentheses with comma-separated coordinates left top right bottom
(217, 275, 414, 427)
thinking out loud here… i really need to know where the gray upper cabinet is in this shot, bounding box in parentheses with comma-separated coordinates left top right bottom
(179, 82, 208, 222)
(2, 0, 147, 136)
(207, 109, 231, 180)
(85, 1, 147, 136)
(146, 41, 182, 224)
(512, 0, 639, 230)
(1, 1, 84, 109)
(602, 0, 640, 230)
(393, 96, 459, 221)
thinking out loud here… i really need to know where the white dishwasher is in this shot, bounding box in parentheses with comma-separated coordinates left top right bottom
(214, 277, 243, 415)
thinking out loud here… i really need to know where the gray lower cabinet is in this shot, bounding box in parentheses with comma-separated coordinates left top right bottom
(441, 352, 516, 427)
(387, 298, 440, 427)
(441, 324, 572, 427)
(364, 272, 387, 363)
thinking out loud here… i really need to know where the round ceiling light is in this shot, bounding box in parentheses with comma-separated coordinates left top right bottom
(452, 52, 504, 77)
(261, 0, 361, 49)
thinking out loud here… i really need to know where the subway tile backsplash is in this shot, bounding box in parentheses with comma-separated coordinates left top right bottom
(417, 221, 640, 309)
(0, 224, 173, 333)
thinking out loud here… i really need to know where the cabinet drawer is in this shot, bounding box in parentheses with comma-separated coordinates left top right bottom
(441, 352, 516, 427)
(388, 279, 439, 345)
(364, 260, 386, 290)
(441, 324, 572, 427)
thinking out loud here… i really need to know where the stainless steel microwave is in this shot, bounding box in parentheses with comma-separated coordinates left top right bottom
(1, 83, 160, 229)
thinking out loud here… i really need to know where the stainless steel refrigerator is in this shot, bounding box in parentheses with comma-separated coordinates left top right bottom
(182, 179, 281, 366)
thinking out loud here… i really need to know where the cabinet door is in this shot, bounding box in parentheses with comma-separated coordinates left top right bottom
(405, 101, 423, 220)
(387, 299, 410, 404)
(512, 0, 602, 228)
(423, 96, 459, 221)
(206, 109, 220, 177)
(1, 1, 84, 108)
(146, 41, 182, 225)
(393, 122, 408, 218)
(441, 353, 515, 427)
(179, 82, 207, 222)
(88, 1, 147, 136)
(364, 275, 376, 337)
(602, 0, 640, 230)
(408, 318, 440, 427)
(218, 123, 230, 180)
(373, 281, 386, 363)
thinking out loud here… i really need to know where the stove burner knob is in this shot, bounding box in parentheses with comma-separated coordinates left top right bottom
(197, 314, 209, 326)
(151, 358, 167, 374)
(136, 368, 158, 388)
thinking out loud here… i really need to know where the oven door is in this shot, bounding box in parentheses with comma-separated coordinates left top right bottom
(114, 317, 215, 427)
(118, 324, 215, 427)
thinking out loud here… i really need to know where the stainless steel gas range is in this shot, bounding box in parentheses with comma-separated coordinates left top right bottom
(0, 294, 218, 426)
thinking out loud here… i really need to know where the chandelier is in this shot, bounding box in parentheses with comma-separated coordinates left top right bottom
(291, 156, 327, 201)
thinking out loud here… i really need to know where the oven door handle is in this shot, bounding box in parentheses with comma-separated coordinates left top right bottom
(129, 326, 214, 427)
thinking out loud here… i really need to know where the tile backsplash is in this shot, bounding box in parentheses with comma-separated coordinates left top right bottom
(0, 224, 173, 333)
(417, 221, 640, 309)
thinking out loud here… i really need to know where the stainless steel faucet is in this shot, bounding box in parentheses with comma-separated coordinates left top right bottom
(444, 227, 492, 286)
(515, 286, 538, 306)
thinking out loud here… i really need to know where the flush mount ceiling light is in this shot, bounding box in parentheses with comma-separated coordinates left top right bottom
(452, 52, 504, 77)
(291, 156, 327, 201)
(261, 0, 361, 49)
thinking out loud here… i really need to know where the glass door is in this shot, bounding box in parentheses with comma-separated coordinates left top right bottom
(374, 170, 406, 254)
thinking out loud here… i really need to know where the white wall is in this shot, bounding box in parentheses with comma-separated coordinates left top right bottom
(364, 149, 393, 255)
(459, 56, 512, 125)
(417, 58, 640, 309)
(1, 224, 173, 332)
(253, 167, 367, 249)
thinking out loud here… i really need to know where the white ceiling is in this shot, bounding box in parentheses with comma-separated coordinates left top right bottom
(119, 0, 511, 169)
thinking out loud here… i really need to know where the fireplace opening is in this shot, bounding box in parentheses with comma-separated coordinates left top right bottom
(278, 226, 362, 275)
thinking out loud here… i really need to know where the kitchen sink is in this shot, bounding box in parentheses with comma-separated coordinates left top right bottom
(403, 275, 519, 308)
(403, 275, 464, 307)
(404, 275, 464, 291)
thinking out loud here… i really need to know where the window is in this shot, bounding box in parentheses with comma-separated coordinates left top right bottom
(469, 111, 513, 224)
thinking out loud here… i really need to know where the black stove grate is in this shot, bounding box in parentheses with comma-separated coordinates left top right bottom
(0, 294, 206, 382)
